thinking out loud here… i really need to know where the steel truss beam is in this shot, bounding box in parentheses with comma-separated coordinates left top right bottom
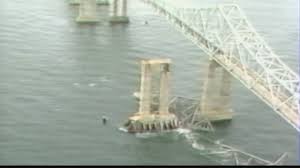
(142, 0, 300, 131)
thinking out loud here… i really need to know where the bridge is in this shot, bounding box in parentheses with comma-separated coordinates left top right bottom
(70, 0, 300, 132)
(141, 0, 300, 132)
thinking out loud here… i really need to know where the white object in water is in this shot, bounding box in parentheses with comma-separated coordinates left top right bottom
(89, 83, 96, 87)
(133, 92, 140, 99)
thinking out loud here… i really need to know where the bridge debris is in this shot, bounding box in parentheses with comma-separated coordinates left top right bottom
(182, 131, 288, 165)
(212, 142, 288, 165)
(170, 97, 288, 165)
(124, 59, 179, 133)
(169, 96, 215, 132)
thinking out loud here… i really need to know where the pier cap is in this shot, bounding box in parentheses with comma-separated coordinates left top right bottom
(141, 58, 171, 65)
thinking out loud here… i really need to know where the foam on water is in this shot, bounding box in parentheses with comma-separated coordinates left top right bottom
(89, 83, 97, 87)
(174, 128, 207, 151)
(175, 128, 191, 135)
(73, 83, 80, 86)
(99, 76, 110, 83)
(118, 127, 128, 133)
(192, 142, 205, 150)
(174, 127, 233, 164)
(135, 132, 160, 139)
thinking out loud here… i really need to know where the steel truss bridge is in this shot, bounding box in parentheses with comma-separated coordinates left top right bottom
(141, 0, 300, 132)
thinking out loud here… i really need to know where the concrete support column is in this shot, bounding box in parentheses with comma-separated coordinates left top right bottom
(159, 64, 170, 114)
(76, 0, 98, 23)
(220, 68, 232, 110)
(138, 61, 152, 115)
(111, 0, 118, 17)
(200, 59, 233, 122)
(109, 0, 129, 23)
(121, 0, 127, 17)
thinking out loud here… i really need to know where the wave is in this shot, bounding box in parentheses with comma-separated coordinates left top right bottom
(175, 128, 191, 135)
(89, 83, 97, 87)
(73, 83, 80, 86)
(135, 132, 161, 139)
(99, 76, 110, 83)
(118, 127, 128, 133)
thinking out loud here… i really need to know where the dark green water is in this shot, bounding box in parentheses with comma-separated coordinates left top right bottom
(0, 0, 298, 165)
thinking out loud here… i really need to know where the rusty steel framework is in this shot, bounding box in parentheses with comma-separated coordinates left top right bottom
(141, 0, 300, 132)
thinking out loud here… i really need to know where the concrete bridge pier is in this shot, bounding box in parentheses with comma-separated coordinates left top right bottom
(76, 0, 99, 23)
(70, 0, 109, 6)
(200, 59, 233, 122)
(159, 63, 170, 114)
(124, 59, 179, 133)
(138, 60, 152, 115)
(109, 0, 129, 23)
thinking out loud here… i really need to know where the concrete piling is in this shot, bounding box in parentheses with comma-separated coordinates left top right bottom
(109, 0, 129, 23)
(200, 59, 233, 122)
(138, 62, 152, 115)
(159, 63, 170, 114)
(76, 0, 99, 23)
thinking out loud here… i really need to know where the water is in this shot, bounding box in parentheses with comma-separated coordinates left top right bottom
(0, 0, 298, 165)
